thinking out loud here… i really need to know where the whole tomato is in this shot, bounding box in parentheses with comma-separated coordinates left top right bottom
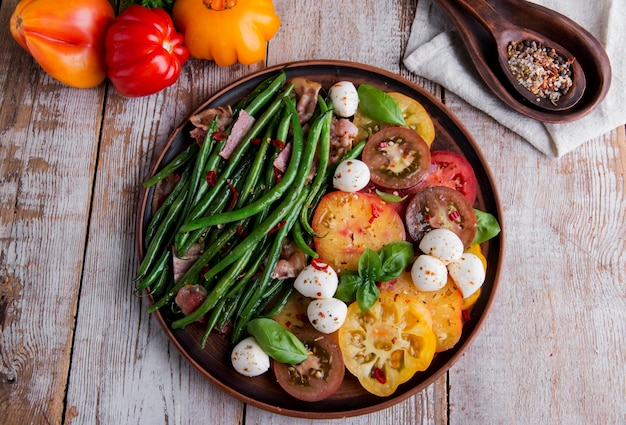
(104, 6, 190, 97)
(10, 0, 115, 88)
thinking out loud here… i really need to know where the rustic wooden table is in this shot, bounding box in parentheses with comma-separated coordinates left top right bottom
(1, 1, 624, 424)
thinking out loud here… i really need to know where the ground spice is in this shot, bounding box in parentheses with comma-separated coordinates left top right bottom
(506, 39, 574, 105)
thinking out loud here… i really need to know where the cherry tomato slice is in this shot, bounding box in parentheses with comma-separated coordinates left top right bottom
(405, 186, 477, 247)
(272, 326, 345, 402)
(420, 151, 478, 205)
(362, 126, 431, 190)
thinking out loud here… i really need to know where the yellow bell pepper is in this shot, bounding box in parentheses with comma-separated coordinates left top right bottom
(172, 0, 280, 66)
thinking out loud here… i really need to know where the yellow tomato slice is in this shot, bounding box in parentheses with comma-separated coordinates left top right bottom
(353, 92, 436, 147)
(379, 272, 463, 352)
(338, 295, 436, 397)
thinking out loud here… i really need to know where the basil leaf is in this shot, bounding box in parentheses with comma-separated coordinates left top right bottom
(358, 248, 382, 282)
(375, 189, 408, 203)
(246, 318, 308, 365)
(335, 271, 363, 302)
(378, 241, 414, 281)
(357, 280, 380, 312)
(357, 84, 406, 126)
(472, 209, 501, 245)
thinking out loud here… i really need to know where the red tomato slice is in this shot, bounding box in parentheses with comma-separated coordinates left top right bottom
(272, 326, 345, 402)
(420, 151, 477, 205)
(362, 126, 431, 190)
(405, 186, 477, 247)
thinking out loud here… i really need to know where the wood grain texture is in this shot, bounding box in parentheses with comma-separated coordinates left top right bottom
(1, 0, 624, 424)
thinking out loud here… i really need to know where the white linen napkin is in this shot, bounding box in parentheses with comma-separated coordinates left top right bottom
(403, 0, 626, 157)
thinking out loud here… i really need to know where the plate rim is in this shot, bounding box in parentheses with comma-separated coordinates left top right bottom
(136, 59, 505, 419)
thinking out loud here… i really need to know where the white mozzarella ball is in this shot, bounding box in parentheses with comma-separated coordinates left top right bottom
(329, 81, 359, 117)
(419, 228, 464, 264)
(448, 253, 486, 298)
(307, 298, 348, 334)
(411, 254, 448, 292)
(231, 336, 270, 377)
(333, 159, 371, 192)
(294, 262, 339, 299)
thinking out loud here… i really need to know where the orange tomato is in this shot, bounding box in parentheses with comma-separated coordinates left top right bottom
(10, 0, 115, 88)
(311, 191, 406, 273)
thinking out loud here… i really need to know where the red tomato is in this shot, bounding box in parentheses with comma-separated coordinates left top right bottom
(362, 126, 431, 190)
(405, 185, 477, 247)
(419, 151, 478, 205)
(104, 6, 190, 97)
(272, 326, 345, 402)
(10, 0, 115, 88)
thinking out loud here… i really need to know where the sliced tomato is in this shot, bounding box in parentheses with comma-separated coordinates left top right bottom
(379, 272, 463, 352)
(362, 126, 431, 190)
(405, 186, 477, 247)
(353, 92, 436, 147)
(311, 191, 406, 272)
(420, 151, 478, 205)
(272, 326, 345, 402)
(338, 294, 436, 397)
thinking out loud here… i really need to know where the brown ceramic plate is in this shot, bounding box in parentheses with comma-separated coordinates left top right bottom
(137, 60, 504, 419)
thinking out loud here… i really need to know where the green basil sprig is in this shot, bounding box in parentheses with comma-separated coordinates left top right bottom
(336, 241, 414, 312)
(357, 84, 406, 126)
(472, 209, 501, 245)
(246, 318, 308, 365)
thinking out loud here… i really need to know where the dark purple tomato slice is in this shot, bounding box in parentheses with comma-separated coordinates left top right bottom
(405, 185, 477, 247)
(272, 326, 345, 402)
(419, 150, 478, 205)
(362, 126, 431, 190)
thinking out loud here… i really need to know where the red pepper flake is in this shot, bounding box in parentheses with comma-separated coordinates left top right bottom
(271, 139, 285, 149)
(227, 182, 238, 209)
(462, 309, 471, 322)
(236, 224, 248, 237)
(311, 258, 329, 271)
(369, 203, 383, 224)
(250, 138, 261, 146)
(269, 220, 286, 234)
(201, 265, 211, 276)
(273, 167, 283, 183)
(372, 367, 386, 384)
(213, 131, 227, 141)
(206, 170, 217, 186)
(448, 209, 460, 221)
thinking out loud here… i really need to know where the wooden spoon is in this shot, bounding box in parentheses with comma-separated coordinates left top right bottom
(447, 0, 586, 111)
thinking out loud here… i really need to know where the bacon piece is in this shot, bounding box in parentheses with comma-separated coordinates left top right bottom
(329, 117, 358, 164)
(292, 77, 322, 124)
(219, 110, 256, 159)
(272, 142, 292, 173)
(188, 106, 233, 145)
(174, 284, 207, 316)
(272, 239, 307, 279)
(172, 243, 204, 283)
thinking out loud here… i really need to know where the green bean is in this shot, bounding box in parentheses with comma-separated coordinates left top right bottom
(234, 113, 278, 208)
(148, 262, 171, 295)
(144, 166, 191, 247)
(179, 105, 329, 233)
(292, 219, 318, 258)
(135, 180, 188, 281)
(175, 83, 295, 254)
(135, 250, 171, 293)
(261, 285, 295, 320)
(147, 221, 242, 313)
(142, 143, 199, 188)
(185, 118, 218, 217)
(298, 96, 332, 236)
(243, 70, 287, 117)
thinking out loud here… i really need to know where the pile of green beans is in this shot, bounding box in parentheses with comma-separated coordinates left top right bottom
(134, 70, 362, 348)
